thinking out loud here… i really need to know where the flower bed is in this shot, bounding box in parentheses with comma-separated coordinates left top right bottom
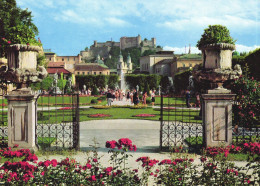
(0, 140, 258, 185)
(92, 106, 111, 109)
(88, 114, 111, 118)
(133, 114, 156, 117)
(130, 105, 147, 109)
(59, 107, 72, 110)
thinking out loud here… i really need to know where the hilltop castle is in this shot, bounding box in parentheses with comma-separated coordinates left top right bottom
(80, 35, 157, 61)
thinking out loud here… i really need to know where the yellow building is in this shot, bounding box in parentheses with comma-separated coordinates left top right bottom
(171, 54, 202, 76)
(139, 51, 175, 74)
(74, 56, 110, 75)
(44, 49, 82, 73)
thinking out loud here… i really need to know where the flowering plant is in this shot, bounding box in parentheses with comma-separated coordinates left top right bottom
(59, 107, 72, 110)
(231, 75, 259, 128)
(88, 114, 111, 118)
(133, 114, 156, 117)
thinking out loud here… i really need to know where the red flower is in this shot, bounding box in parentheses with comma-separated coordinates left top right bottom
(93, 158, 98, 162)
(7, 41, 11, 44)
(133, 114, 156, 117)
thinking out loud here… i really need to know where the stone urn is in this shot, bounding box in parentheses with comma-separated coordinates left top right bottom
(1, 44, 47, 90)
(193, 43, 242, 90)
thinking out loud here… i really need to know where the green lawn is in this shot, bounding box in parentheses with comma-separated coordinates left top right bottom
(37, 107, 202, 124)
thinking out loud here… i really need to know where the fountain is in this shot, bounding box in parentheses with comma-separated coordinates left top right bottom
(120, 70, 126, 91)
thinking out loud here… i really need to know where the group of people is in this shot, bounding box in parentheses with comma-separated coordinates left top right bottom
(185, 90, 201, 108)
(106, 89, 156, 106)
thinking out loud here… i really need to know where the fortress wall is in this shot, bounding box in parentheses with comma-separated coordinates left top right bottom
(120, 36, 141, 49)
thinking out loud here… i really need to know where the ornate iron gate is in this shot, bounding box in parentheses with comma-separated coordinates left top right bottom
(160, 92, 203, 151)
(36, 93, 80, 150)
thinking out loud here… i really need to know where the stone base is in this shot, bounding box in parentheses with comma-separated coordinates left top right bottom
(202, 92, 235, 147)
(5, 90, 38, 151)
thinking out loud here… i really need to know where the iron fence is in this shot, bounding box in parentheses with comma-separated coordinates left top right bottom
(36, 93, 80, 150)
(0, 93, 8, 147)
(160, 93, 203, 151)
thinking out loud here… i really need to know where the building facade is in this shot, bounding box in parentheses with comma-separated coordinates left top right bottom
(140, 51, 175, 74)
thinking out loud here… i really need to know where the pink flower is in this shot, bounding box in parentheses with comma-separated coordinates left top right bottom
(93, 158, 98, 162)
(7, 41, 11, 44)
(41, 171, 45, 176)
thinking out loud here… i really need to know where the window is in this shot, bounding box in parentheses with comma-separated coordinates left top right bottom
(99, 72, 102, 75)
(67, 57, 69, 61)
(74, 57, 75, 61)
(189, 63, 192, 67)
(183, 63, 185, 67)
(77, 72, 80, 75)
(94, 72, 96, 75)
(83, 72, 85, 75)
(107, 72, 108, 75)
(62, 58, 64, 61)
(88, 72, 90, 75)
(49, 57, 51, 61)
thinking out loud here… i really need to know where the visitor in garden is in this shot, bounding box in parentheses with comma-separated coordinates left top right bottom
(185, 89, 191, 108)
(195, 92, 201, 108)
(133, 89, 139, 105)
(106, 89, 112, 106)
(142, 92, 147, 105)
(127, 90, 130, 101)
(130, 91, 133, 104)
(151, 90, 155, 106)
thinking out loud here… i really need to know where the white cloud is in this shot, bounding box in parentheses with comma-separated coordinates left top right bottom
(164, 46, 200, 54)
(235, 44, 260, 53)
(164, 44, 260, 54)
(17, 0, 260, 31)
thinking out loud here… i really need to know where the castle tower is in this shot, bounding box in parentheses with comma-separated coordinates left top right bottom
(188, 44, 191, 54)
(151, 38, 156, 48)
(94, 40, 97, 47)
(126, 52, 132, 72)
(137, 34, 141, 47)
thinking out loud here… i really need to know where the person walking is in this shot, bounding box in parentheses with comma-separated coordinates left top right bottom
(142, 92, 147, 105)
(195, 92, 201, 108)
(151, 90, 155, 106)
(185, 89, 191, 108)
(133, 89, 139, 105)
(107, 89, 112, 106)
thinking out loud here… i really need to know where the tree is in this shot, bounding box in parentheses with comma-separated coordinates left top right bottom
(142, 49, 156, 56)
(196, 25, 236, 49)
(0, 0, 40, 57)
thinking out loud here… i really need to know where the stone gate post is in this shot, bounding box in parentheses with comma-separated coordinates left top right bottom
(0, 44, 48, 151)
(202, 89, 235, 146)
(6, 90, 38, 151)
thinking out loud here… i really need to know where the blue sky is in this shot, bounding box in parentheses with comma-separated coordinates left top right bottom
(17, 0, 260, 56)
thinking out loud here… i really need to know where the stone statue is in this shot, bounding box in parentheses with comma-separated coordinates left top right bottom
(189, 75, 194, 88)
(53, 72, 58, 87)
(83, 84, 86, 91)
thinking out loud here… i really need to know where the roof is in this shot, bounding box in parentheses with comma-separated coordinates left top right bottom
(179, 54, 202, 60)
(75, 63, 109, 71)
(156, 51, 174, 55)
(48, 62, 65, 67)
(109, 69, 117, 73)
(154, 59, 175, 66)
(47, 67, 71, 74)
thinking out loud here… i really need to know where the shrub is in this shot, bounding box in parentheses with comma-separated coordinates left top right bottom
(90, 99, 98, 104)
(230, 74, 259, 128)
(197, 25, 236, 48)
(146, 98, 152, 104)
(92, 86, 99, 95)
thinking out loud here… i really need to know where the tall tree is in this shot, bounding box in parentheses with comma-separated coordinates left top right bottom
(0, 0, 40, 57)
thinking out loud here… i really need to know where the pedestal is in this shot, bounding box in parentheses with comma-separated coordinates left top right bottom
(202, 89, 235, 147)
(5, 90, 38, 151)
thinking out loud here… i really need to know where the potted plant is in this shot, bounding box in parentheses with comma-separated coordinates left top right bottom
(196, 25, 236, 70)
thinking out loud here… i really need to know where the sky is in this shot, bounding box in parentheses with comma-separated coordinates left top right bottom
(17, 0, 260, 56)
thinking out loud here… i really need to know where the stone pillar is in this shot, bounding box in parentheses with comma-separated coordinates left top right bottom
(6, 90, 38, 151)
(202, 88, 235, 147)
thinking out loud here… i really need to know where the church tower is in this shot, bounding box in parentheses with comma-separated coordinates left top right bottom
(126, 52, 132, 72)
(117, 51, 124, 75)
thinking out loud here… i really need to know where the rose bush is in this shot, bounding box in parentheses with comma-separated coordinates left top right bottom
(0, 140, 259, 185)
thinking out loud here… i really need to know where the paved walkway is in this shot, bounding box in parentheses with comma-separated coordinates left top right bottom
(37, 119, 248, 171)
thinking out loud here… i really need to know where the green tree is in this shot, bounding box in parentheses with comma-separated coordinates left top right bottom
(142, 49, 156, 56)
(197, 25, 236, 49)
(0, 0, 40, 57)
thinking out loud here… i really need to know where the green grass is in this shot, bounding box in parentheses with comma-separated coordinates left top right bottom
(37, 107, 202, 124)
